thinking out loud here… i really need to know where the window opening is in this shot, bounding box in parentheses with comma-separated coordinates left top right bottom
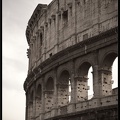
(83, 33, 88, 40)
(40, 33, 43, 46)
(63, 10, 68, 25)
(49, 53, 52, 57)
(112, 57, 118, 89)
(69, 79, 71, 102)
(88, 66, 94, 99)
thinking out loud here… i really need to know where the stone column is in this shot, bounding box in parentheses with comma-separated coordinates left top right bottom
(68, 60, 76, 113)
(34, 36, 37, 62)
(30, 42, 33, 69)
(43, 24, 47, 60)
(32, 36, 36, 64)
(70, 60, 76, 103)
(36, 31, 39, 61)
(37, 29, 41, 59)
(48, 18, 51, 49)
(98, 68, 112, 97)
(93, 65, 101, 98)
(74, 0, 77, 43)
(61, 9, 64, 43)
(51, 67, 58, 117)
(41, 77, 45, 120)
(54, 13, 59, 54)
(74, 76, 88, 101)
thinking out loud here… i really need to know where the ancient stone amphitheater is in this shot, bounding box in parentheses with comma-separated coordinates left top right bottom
(24, 0, 118, 120)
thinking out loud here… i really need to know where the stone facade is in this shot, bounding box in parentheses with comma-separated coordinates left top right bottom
(24, 0, 118, 120)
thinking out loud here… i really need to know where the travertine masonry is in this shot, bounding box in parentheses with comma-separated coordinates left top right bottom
(24, 0, 118, 120)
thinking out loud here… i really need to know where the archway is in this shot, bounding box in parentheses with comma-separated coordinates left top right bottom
(58, 70, 71, 107)
(36, 84, 42, 100)
(36, 84, 42, 115)
(45, 77, 54, 112)
(100, 52, 117, 96)
(77, 62, 94, 101)
(88, 66, 94, 99)
(112, 57, 118, 90)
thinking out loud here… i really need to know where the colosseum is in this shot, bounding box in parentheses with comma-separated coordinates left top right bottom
(23, 0, 118, 120)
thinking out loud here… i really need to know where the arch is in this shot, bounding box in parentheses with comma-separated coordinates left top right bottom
(36, 84, 42, 115)
(58, 68, 71, 81)
(46, 77, 54, 91)
(36, 84, 42, 100)
(58, 70, 70, 84)
(88, 66, 94, 99)
(101, 52, 117, 69)
(112, 57, 118, 89)
(99, 51, 118, 96)
(45, 77, 54, 112)
(75, 58, 94, 76)
(58, 70, 71, 106)
(77, 61, 94, 101)
(78, 62, 92, 77)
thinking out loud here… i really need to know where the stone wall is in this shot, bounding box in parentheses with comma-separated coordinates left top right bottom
(24, 0, 118, 120)
(26, 0, 118, 71)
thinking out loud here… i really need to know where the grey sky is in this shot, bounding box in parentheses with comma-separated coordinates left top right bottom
(3, 0, 52, 120)
(2, 0, 118, 120)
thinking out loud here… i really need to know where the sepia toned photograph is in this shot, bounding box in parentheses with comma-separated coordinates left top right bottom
(3, 0, 118, 120)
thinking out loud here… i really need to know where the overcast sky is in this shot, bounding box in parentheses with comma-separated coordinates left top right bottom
(3, 0, 52, 120)
(2, 0, 118, 120)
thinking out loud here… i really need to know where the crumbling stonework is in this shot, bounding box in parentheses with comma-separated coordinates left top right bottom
(24, 0, 118, 120)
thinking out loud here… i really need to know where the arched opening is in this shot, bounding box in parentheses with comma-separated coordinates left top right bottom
(88, 66, 94, 99)
(58, 70, 71, 107)
(112, 57, 118, 89)
(36, 84, 42, 115)
(46, 77, 54, 91)
(40, 33, 43, 46)
(101, 53, 117, 96)
(36, 84, 42, 100)
(69, 80, 71, 102)
(77, 62, 93, 101)
(45, 77, 54, 112)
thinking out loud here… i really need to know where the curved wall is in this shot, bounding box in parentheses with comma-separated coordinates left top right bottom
(24, 0, 118, 120)
(26, 0, 118, 73)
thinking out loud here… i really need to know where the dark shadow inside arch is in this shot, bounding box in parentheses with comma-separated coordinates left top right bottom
(36, 84, 42, 100)
(78, 62, 91, 77)
(45, 77, 54, 112)
(46, 77, 54, 91)
(101, 53, 117, 70)
(59, 70, 70, 84)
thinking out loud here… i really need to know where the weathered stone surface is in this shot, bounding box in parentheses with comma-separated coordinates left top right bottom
(24, 0, 118, 120)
